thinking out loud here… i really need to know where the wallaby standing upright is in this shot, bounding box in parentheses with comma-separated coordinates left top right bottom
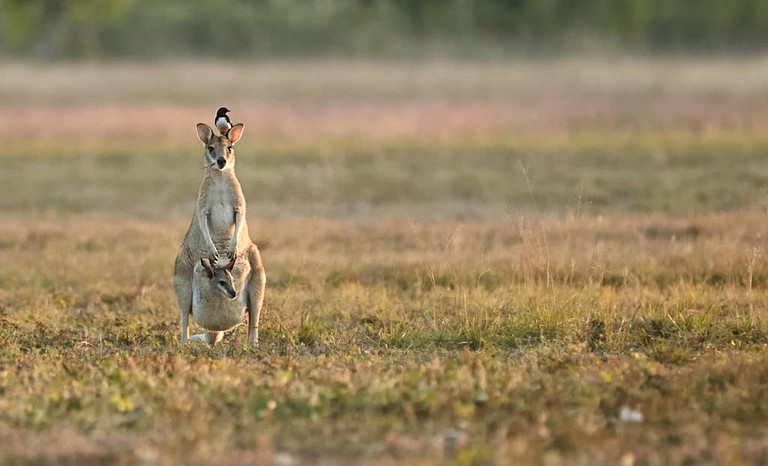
(173, 121, 266, 346)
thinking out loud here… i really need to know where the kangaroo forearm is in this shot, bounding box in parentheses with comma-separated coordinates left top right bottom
(229, 208, 244, 253)
(197, 210, 216, 250)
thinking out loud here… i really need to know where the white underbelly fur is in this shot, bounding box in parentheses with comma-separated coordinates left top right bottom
(209, 203, 234, 249)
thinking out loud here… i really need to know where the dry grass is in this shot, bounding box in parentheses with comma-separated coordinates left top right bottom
(5, 56, 768, 104)
(1, 213, 767, 465)
(4, 134, 768, 220)
(1, 58, 768, 465)
(4, 56, 768, 149)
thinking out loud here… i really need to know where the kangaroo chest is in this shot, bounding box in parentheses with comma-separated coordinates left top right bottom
(207, 182, 236, 242)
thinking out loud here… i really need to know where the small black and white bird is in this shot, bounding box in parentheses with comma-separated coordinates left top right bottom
(215, 107, 232, 135)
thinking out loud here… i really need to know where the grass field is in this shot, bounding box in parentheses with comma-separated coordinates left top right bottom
(1, 58, 768, 465)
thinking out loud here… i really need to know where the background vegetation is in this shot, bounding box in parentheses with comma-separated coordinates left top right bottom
(3, 0, 768, 59)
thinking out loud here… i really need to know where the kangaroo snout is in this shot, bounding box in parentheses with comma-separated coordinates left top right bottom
(221, 284, 237, 299)
(216, 158, 226, 169)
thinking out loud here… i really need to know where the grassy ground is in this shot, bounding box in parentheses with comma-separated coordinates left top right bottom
(1, 58, 768, 465)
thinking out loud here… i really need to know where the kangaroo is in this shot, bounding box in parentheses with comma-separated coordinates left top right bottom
(188, 256, 250, 345)
(173, 121, 266, 346)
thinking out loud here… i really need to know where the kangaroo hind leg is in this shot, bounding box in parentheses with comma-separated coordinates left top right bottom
(245, 244, 266, 347)
(206, 331, 224, 345)
(173, 255, 193, 344)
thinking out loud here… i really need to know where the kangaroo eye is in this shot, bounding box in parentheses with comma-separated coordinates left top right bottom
(219, 280, 226, 286)
(227, 146, 233, 152)
(208, 147, 214, 153)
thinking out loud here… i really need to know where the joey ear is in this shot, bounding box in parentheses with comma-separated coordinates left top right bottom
(200, 258, 213, 278)
(196, 123, 214, 144)
(227, 124, 244, 144)
(226, 255, 237, 271)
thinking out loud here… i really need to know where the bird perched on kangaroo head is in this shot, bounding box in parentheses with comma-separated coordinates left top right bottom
(215, 107, 232, 135)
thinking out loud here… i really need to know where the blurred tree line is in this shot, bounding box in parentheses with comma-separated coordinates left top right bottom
(2, 0, 768, 59)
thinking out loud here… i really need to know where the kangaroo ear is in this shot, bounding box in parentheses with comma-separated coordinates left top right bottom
(227, 124, 244, 144)
(196, 123, 214, 144)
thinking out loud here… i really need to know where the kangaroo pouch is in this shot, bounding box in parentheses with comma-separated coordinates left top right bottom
(191, 291, 247, 332)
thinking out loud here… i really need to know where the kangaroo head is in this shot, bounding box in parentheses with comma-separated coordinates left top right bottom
(200, 256, 238, 299)
(196, 122, 244, 171)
